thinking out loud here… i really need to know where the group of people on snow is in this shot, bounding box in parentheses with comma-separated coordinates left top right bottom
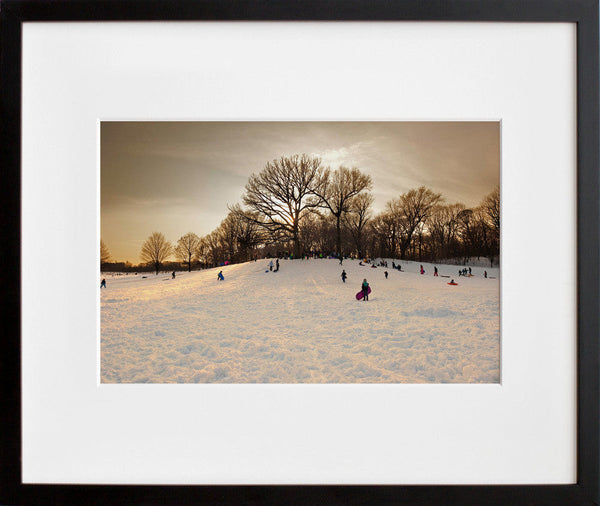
(341, 260, 493, 301)
(101, 257, 490, 298)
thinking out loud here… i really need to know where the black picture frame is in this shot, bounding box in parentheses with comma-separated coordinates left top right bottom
(1, 1, 598, 504)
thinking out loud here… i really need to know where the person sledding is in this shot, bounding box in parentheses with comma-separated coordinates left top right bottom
(361, 278, 370, 301)
(448, 279, 458, 286)
(217, 270, 224, 281)
(341, 270, 347, 283)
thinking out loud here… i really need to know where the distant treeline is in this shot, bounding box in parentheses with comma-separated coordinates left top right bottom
(101, 154, 499, 273)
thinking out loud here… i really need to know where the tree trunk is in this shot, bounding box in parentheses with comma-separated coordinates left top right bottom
(292, 220, 300, 259)
(335, 214, 342, 257)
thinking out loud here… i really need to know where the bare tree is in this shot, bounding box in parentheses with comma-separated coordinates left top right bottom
(100, 240, 111, 265)
(175, 232, 200, 272)
(370, 211, 399, 258)
(456, 209, 485, 264)
(481, 186, 500, 236)
(395, 186, 443, 259)
(312, 215, 337, 254)
(297, 211, 323, 254)
(195, 235, 212, 267)
(225, 204, 265, 262)
(428, 203, 466, 260)
(199, 230, 225, 268)
(312, 166, 372, 257)
(216, 216, 237, 263)
(343, 192, 374, 258)
(241, 154, 325, 258)
(140, 232, 173, 275)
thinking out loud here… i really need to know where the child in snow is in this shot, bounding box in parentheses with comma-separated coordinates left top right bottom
(172, 271, 176, 279)
(434, 266, 438, 276)
(269, 260, 274, 271)
(217, 271, 224, 281)
(100, 278, 106, 288)
(484, 270, 488, 278)
(420, 265, 425, 275)
(384, 271, 388, 279)
(361, 278, 370, 301)
(341, 270, 347, 283)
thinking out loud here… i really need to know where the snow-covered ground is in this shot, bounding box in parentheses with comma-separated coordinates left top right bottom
(101, 259, 499, 383)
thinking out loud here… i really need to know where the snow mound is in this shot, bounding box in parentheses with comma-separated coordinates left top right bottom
(101, 258, 500, 383)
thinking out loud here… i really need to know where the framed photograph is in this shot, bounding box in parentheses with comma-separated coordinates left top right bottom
(1, 1, 598, 505)
(99, 120, 502, 385)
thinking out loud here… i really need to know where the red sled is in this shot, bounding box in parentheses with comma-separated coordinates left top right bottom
(447, 282, 458, 286)
(356, 286, 372, 300)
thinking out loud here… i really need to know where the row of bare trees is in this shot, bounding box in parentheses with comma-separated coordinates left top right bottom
(101, 154, 500, 273)
(369, 186, 500, 265)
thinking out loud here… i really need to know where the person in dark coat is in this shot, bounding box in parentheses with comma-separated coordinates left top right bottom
(217, 271, 224, 281)
(341, 270, 347, 283)
(100, 278, 106, 288)
(361, 278, 370, 301)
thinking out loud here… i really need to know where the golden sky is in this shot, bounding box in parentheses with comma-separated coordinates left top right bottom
(101, 121, 500, 263)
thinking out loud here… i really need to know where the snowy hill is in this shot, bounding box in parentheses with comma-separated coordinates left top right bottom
(101, 258, 500, 383)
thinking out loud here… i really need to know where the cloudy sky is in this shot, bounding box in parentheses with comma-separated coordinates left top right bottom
(101, 121, 500, 263)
